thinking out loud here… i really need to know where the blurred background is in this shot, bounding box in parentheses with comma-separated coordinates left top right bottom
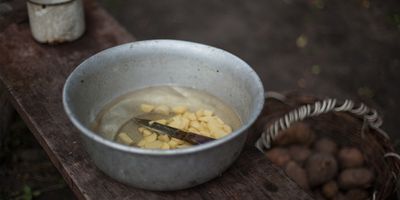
(1, 0, 399, 199)
(97, 0, 400, 138)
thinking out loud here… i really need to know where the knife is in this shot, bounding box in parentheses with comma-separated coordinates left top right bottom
(133, 118, 215, 145)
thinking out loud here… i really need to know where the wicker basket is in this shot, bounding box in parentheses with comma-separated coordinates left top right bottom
(254, 92, 400, 200)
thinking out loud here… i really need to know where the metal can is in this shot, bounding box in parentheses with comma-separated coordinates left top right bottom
(27, 0, 85, 44)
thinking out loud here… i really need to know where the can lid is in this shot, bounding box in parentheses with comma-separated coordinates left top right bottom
(27, 0, 74, 6)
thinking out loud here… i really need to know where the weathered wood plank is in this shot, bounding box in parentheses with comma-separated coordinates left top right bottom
(0, 0, 313, 199)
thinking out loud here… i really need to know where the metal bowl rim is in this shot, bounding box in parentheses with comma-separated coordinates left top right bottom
(62, 39, 265, 156)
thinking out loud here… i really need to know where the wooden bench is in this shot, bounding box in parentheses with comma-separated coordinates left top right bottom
(0, 0, 313, 199)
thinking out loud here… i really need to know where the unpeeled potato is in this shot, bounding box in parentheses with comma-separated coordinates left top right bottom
(305, 153, 338, 187)
(338, 147, 364, 169)
(314, 138, 337, 155)
(275, 122, 315, 146)
(344, 189, 369, 200)
(289, 145, 311, 164)
(285, 161, 309, 190)
(266, 147, 291, 167)
(322, 180, 338, 199)
(338, 168, 374, 189)
(263, 120, 374, 200)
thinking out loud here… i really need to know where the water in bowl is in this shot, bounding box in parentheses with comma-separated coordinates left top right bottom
(92, 86, 242, 146)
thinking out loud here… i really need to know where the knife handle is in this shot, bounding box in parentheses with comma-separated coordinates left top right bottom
(135, 118, 216, 145)
(180, 131, 216, 145)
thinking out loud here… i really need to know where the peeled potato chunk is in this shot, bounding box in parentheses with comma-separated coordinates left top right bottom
(144, 133, 157, 142)
(161, 143, 170, 150)
(117, 132, 134, 145)
(145, 140, 164, 149)
(172, 106, 188, 114)
(137, 140, 146, 147)
(140, 104, 155, 113)
(142, 129, 152, 137)
(168, 140, 178, 148)
(154, 105, 170, 115)
(158, 134, 170, 142)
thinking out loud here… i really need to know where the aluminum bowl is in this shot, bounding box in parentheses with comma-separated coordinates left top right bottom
(63, 40, 264, 190)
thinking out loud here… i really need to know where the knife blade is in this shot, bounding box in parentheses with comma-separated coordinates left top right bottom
(133, 118, 215, 145)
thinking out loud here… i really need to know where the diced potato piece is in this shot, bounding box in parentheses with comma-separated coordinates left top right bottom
(169, 115, 188, 130)
(188, 127, 200, 133)
(208, 119, 227, 138)
(199, 122, 209, 132)
(117, 132, 134, 145)
(208, 119, 224, 131)
(184, 112, 197, 121)
(198, 116, 206, 122)
(181, 118, 190, 130)
(215, 116, 225, 125)
(144, 140, 163, 149)
(171, 138, 185, 145)
(190, 121, 202, 129)
(223, 124, 232, 133)
(196, 109, 204, 118)
(161, 143, 170, 150)
(181, 112, 190, 120)
(154, 105, 170, 115)
(212, 128, 228, 139)
(142, 129, 152, 136)
(168, 140, 178, 148)
(172, 106, 188, 114)
(199, 130, 211, 137)
(144, 133, 157, 142)
(138, 127, 146, 133)
(140, 104, 154, 113)
(137, 139, 146, 147)
(168, 118, 183, 129)
(203, 110, 214, 116)
(158, 134, 170, 142)
(199, 116, 214, 122)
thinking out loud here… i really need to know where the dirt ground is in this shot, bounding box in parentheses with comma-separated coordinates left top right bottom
(1, 0, 399, 199)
